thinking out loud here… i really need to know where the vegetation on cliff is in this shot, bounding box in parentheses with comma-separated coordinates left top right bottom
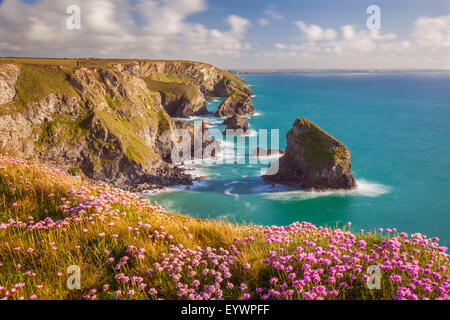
(295, 119, 349, 168)
(265, 118, 356, 190)
(0, 58, 252, 189)
(0, 155, 448, 300)
(215, 90, 255, 117)
(14, 64, 77, 111)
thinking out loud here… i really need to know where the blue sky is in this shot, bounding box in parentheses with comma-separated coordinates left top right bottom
(1, 0, 449, 69)
(188, 0, 448, 51)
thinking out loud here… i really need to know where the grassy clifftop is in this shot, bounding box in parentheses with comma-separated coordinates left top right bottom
(2, 58, 252, 188)
(14, 64, 77, 110)
(0, 57, 250, 96)
(0, 58, 251, 169)
(0, 155, 448, 300)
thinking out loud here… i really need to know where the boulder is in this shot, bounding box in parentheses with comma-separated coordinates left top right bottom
(263, 118, 356, 191)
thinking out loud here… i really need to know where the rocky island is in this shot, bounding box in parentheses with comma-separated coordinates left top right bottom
(223, 114, 249, 135)
(215, 89, 255, 117)
(0, 58, 253, 191)
(263, 118, 357, 191)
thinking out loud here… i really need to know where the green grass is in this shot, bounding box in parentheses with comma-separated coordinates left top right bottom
(295, 119, 348, 168)
(143, 78, 199, 101)
(94, 108, 154, 165)
(156, 111, 171, 136)
(36, 118, 87, 148)
(105, 95, 121, 111)
(229, 89, 249, 102)
(0, 156, 448, 300)
(14, 64, 77, 109)
(223, 71, 247, 87)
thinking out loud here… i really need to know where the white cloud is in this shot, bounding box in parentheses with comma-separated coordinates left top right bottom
(0, 1, 448, 69)
(256, 5, 282, 28)
(258, 18, 270, 27)
(0, 0, 252, 66)
(27, 17, 61, 43)
(411, 14, 450, 48)
(341, 25, 356, 40)
(275, 16, 449, 69)
(295, 21, 337, 41)
(275, 43, 287, 49)
(264, 6, 283, 20)
(86, 1, 121, 34)
(137, 0, 206, 36)
(227, 15, 251, 35)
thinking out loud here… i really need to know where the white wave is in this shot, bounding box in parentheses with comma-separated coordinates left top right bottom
(263, 179, 390, 201)
(224, 187, 239, 198)
(353, 179, 391, 197)
(205, 119, 224, 126)
(250, 152, 283, 160)
(245, 112, 262, 117)
(171, 115, 216, 122)
(139, 187, 182, 196)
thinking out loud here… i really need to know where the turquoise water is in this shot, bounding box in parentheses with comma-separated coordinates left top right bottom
(146, 73, 450, 245)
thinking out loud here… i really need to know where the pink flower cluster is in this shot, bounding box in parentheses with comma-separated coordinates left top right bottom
(0, 154, 449, 300)
(258, 222, 449, 300)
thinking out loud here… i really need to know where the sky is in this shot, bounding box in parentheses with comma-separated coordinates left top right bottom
(0, 0, 449, 69)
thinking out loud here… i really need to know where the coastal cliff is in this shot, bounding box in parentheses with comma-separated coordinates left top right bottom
(0, 58, 252, 190)
(264, 118, 356, 191)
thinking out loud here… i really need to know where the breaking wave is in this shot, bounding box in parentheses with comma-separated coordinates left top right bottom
(263, 179, 391, 201)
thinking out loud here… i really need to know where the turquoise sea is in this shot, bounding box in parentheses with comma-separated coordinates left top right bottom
(145, 73, 450, 245)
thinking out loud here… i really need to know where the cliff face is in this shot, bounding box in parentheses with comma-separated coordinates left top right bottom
(118, 60, 253, 118)
(264, 118, 356, 191)
(0, 59, 252, 190)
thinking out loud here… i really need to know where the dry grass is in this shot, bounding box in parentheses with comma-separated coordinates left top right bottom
(0, 155, 448, 300)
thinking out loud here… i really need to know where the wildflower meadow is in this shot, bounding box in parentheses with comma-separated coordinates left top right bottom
(0, 154, 448, 300)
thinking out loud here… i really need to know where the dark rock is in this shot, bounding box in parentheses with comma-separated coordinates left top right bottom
(263, 118, 356, 191)
(223, 114, 249, 135)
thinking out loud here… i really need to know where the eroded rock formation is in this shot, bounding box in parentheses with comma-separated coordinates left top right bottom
(223, 114, 249, 135)
(0, 59, 253, 190)
(263, 118, 356, 191)
(215, 90, 255, 117)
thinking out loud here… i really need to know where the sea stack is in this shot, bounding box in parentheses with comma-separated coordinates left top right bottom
(215, 90, 255, 117)
(223, 114, 249, 135)
(263, 118, 357, 191)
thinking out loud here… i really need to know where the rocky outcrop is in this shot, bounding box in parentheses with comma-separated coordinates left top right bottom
(215, 90, 255, 117)
(117, 60, 253, 118)
(117, 60, 253, 98)
(162, 89, 207, 118)
(174, 120, 221, 160)
(143, 79, 207, 118)
(223, 114, 249, 135)
(263, 118, 356, 191)
(0, 59, 244, 190)
(0, 64, 19, 105)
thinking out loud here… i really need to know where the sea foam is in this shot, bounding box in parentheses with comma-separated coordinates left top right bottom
(262, 179, 390, 201)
